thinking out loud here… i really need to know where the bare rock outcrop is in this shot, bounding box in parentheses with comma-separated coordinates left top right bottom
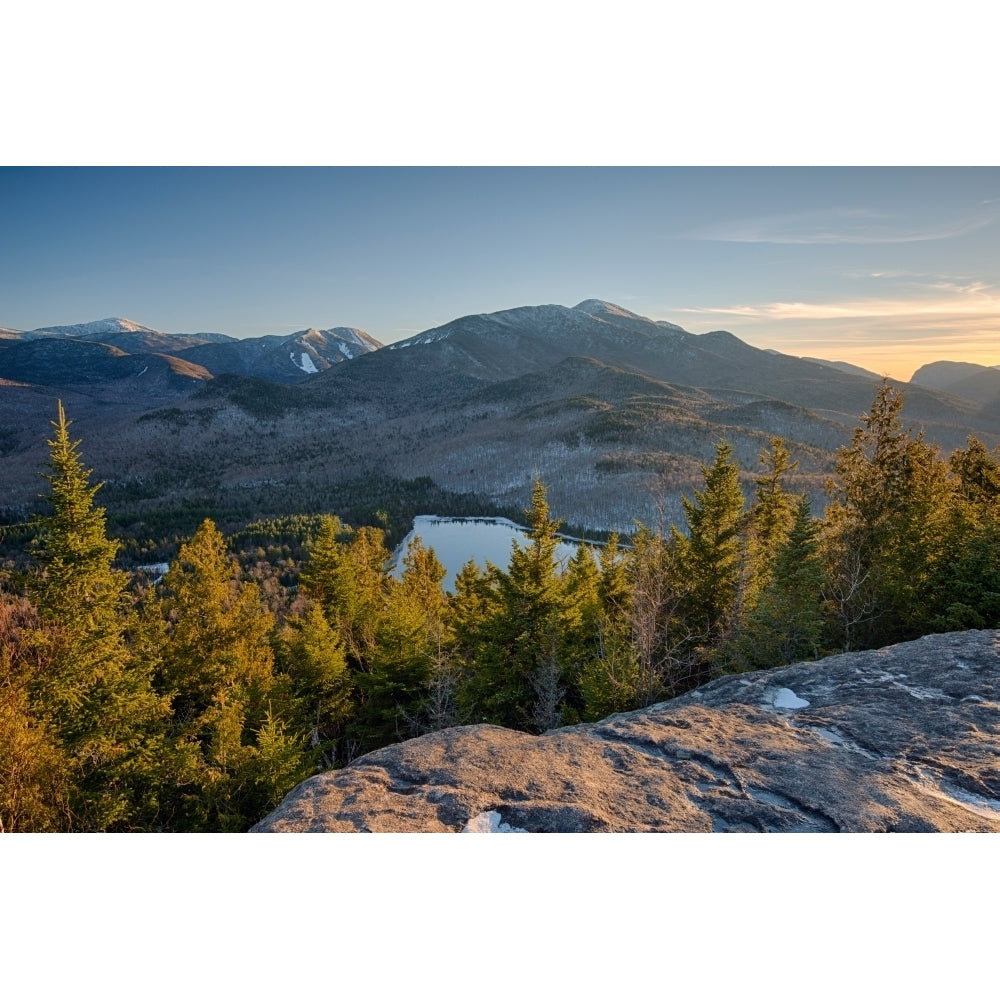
(252, 630, 1000, 832)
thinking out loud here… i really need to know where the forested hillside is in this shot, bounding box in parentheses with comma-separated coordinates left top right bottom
(4, 380, 1000, 831)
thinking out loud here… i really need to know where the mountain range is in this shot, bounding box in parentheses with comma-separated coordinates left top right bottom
(3, 301, 999, 536)
(0, 317, 381, 386)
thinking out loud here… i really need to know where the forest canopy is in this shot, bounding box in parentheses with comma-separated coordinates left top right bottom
(3, 380, 1000, 831)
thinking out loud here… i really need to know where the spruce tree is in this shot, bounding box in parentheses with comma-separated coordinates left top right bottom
(561, 543, 604, 721)
(462, 480, 577, 732)
(354, 537, 450, 751)
(278, 604, 352, 768)
(928, 437, 1000, 629)
(302, 524, 392, 674)
(297, 514, 348, 612)
(25, 402, 168, 830)
(746, 438, 798, 605)
(822, 379, 952, 648)
(153, 518, 306, 830)
(736, 495, 826, 668)
(673, 440, 746, 672)
(0, 594, 72, 832)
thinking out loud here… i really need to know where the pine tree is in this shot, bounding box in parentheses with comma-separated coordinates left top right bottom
(153, 518, 306, 830)
(746, 437, 798, 604)
(450, 559, 498, 724)
(25, 402, 168, 830)
(928, 437, 1000, 629)
(278, 603, 352, 768)
(354, 537, 450, 751)
(297, 514, 347, 611)
(737, 495, 826, 668)
(673, 440, 746, 672)
(577, 533, 642, 721)
(461, 480, 577, 732)
(301, 523, 391, 674)
(822, 379, 952, 648)
(560, 543, 603, 721)
(0, 593, 72, 832)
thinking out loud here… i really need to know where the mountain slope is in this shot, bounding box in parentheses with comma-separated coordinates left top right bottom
(4, 317, 384, 385)
(911, 360, 1000, 407)
(5, 300, 1000, 536)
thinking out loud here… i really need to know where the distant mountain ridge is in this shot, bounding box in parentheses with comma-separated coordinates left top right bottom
(911, 360, 1000, 407)
(1, 317, 384, 386)
(3, 299, 999, 535)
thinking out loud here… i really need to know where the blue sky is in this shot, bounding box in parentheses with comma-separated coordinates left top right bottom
(3, 166, 998, 380)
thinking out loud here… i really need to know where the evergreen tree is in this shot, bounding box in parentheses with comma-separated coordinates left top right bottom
(673, 440, 746, 672)
(278, 603, 352, 768)
(0, 593, 71, 832)
(302, 523, 392, 674)
(25, 402, 168, 830)
(560, 543, 603, 721)
(297, 514, 348, 611)
(354, 537, 450, 751)
(927, 437, 1000, 629)
(736, 495, 826, 668)
(450, 559, 498, 723)
(822, 379, 953, 648)
(153, 518, 307, 830)
(745, 438, 798, 605)
(461, 480, 578, 732)
(577, 533, 642, 721)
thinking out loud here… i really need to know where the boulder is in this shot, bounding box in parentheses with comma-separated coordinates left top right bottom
(251, 630, 1000, 832)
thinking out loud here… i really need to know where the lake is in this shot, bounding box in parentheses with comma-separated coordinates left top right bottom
(391, 515, 583, 592)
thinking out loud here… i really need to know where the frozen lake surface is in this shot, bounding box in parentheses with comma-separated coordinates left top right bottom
(392, 515, 582, 592)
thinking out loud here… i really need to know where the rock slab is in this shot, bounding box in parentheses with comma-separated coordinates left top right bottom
(252, 630, 1000, 832)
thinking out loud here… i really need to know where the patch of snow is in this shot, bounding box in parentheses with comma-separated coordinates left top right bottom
(33, 317, 160, 337)
(137, 366, 148, 376)
(388, 328, 451, 350)
(291, 351, 319, 374)
(461, 810, 528, 833)
(773, 688, 810, 710)
(338, 342, 352, 358)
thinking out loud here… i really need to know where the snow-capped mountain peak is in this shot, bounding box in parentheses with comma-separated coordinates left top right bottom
(29, 317, 163, 338)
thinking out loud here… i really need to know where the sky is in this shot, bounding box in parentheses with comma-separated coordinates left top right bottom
(5, 5, 996, 976)
(3, 166, 999, 381)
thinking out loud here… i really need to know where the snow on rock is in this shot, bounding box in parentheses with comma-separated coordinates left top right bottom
(773, 687, 810, 710)
(253, 631, 1000, 833)
(461, 810, 528, 833)
(32, 317, 161, 337)
(291, 351, 319, 374)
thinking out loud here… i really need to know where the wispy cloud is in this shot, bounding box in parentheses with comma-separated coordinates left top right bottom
(671, 285, 1000, 380)
(689, 208, 995, 245)
(678, 286, 1000, 324)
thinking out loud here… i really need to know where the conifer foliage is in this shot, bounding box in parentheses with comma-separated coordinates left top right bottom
(150, 518, 309, 831)
(22, 402, 168, 830)
(7, 387, 1000, 831)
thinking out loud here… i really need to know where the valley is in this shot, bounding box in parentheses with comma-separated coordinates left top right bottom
(4, 299, 1000, 546)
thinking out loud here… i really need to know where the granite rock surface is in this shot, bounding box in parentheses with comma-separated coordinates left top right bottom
(252, 630, 1000, 832)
